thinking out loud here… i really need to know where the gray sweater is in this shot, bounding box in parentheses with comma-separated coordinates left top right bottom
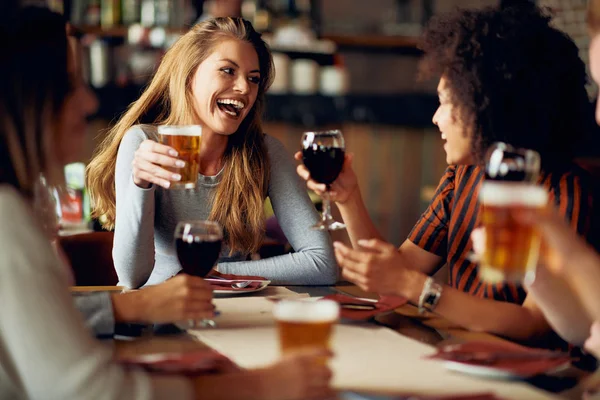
(0, 186, 192, 400)
(113, 125, 337, 288)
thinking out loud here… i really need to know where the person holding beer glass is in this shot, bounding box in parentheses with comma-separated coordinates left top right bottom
(87, 17, 336, 288)
(297, 3, 596, 345)
(0, 5, 334, 399)
(470, 0, 600, 354)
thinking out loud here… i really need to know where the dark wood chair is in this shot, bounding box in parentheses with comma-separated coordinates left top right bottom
(58, 231, 118, 286)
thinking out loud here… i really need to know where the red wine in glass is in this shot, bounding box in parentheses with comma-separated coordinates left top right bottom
(302, 146, 345, 185)
(301, 130, 346, 230)
(174, 220, 223, 328)
(176, 236, 222, 278)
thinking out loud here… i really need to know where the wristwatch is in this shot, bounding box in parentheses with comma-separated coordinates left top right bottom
(418, 277, 443, 314)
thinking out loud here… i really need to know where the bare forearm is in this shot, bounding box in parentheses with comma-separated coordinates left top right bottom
(111, 291, 143, 323)
(402, 271, 550, 341)
(193, 370, 264, 400)
(569, 252, 600, 320)
(528, 273, 592, 346)
(338, 191, 383, 248)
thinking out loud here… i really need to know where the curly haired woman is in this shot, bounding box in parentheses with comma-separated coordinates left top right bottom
(297, 2, 596, 345)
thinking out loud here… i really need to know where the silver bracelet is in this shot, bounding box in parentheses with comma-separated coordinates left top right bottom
(418, 277, 443, 314)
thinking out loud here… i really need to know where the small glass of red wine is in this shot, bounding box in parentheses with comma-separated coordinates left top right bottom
(302, 130, 346, 230)
(174, 220, 223, 328)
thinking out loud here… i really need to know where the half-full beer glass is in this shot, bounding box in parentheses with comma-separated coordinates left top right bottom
(273, 300, 339, 358)
(479, 143, 546, 284)
(157, 125, 202, 189)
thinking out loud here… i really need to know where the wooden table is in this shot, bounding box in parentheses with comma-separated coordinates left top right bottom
(74, 284, 596, 399)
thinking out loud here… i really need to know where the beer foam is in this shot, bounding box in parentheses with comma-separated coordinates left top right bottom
(479, 181, 548, 206)
(157, 125, 202, 136)
(273, 299, 340, 322)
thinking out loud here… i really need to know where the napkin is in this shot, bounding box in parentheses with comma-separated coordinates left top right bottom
(428, 340, 574, 378)
(207, 270, 266, 281)
(119, 349, 239, 375)
(205, 271, 268, 291)
(205, 278, 264, 291)
(321, 293, 407, 321)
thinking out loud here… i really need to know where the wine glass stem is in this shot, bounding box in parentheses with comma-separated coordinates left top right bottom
(321, 189, 333, 223)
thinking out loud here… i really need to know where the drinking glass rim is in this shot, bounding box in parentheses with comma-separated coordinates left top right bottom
(273, 299, 340, 322)
(157, 124, 202, 136)
(302, 129, 343, 136)
(175, 220, 223, 238)
(301, 130, 345, 149)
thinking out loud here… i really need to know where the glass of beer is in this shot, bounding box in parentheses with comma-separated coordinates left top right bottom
(273, 300, 339, 360)
(157, 125, 202, 189)
(479, 143, 546, 284)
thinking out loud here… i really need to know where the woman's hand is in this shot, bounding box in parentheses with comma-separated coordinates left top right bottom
(295, 151, 358, 204)
(512, 208, 597, 275)
(334, 239, 423, 298)
(131, 139, 186, 189)
(112, 274, 214, 324)
(256, 348, 334, 400)
(585, 321, 600, 359)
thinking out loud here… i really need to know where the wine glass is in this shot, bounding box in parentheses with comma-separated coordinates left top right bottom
(302, 130, 346, 231)
(174, 220, 223, 328)
(484, 142, 540, 183)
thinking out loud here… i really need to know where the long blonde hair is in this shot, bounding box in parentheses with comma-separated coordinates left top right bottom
(87, 17, 274, 254)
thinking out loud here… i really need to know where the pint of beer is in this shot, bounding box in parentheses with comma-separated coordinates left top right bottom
(157, 125, 202, 189)
(273, 300, 339, 357)
(479, 181, 548, 284)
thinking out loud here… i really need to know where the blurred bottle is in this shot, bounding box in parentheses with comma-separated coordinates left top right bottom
(89, 39, 111, 88)
(122, 0, 142, 25)
(101, 0, 121, 28)
(85, 0, 102, 26)
(59, 163, 91, 230)
(47, 0, 64, 14)
(140, 0, 157, 26)
(155, 0, 170, 26)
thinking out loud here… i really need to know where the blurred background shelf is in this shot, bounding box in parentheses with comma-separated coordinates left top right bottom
(322, 34, 420, 50)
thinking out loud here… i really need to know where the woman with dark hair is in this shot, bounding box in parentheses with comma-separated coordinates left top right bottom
(0, 5, 333, 399)
(298, 3, 595, 344)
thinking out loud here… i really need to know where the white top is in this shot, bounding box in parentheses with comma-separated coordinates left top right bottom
(0, 185, 193, 400)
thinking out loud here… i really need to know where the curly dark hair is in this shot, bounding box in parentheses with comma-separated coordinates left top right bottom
(419, 3, 592, 170)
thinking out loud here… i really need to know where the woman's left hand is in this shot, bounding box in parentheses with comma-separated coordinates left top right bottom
(334, 239, 422, 297)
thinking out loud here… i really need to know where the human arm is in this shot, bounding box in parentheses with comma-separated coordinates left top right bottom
(471, 227, 593, 345)
(585, 321, 600, 359)
(0, 187, 193, 399)
(335, 238, 552, 341)
(515, 208, 600, 323)
(110, 274, 215, 324)
(217, 136, 337, 285)
(113, 126, 175, 288)
(295, 151, 383, 248)
(72, 291, 116, 336)
(192, 349, 333, 400)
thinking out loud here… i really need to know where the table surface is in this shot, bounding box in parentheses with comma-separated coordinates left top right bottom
(71, 284, 597, 399)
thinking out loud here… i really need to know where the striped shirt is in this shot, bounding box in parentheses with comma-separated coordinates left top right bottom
(409, 165, 593, 305)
